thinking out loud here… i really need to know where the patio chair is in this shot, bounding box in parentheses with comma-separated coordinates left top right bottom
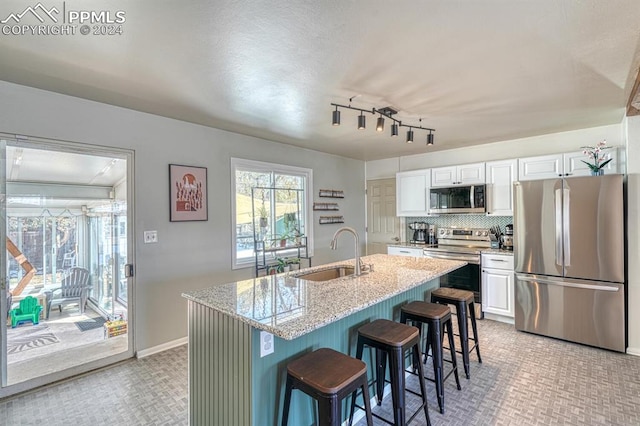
(10, 295, 42, 328)
(47, 267, 90, 317)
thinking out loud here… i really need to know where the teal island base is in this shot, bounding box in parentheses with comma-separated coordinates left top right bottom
(187, 277, 440, 426)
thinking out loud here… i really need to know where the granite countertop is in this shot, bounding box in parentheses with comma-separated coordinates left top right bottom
(182, 253, 465, 340)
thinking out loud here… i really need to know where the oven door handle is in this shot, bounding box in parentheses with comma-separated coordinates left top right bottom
(423, 251, 480, 265)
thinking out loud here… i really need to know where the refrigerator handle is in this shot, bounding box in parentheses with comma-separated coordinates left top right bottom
(470, 185, 475, 209)
(563, 188, 570, 267)
(555, 188, 563, 267)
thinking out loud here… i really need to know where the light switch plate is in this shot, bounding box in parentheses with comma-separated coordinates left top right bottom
(260, 331, 274, 357)
(143, 230, 158, 244)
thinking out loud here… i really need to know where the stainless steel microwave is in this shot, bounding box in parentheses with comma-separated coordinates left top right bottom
(429, 184, 486, 214)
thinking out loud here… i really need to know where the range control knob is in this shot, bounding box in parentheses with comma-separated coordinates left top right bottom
(439, 229, 445, 235)
(475, 231, 481, 236)
(483, 231, 489, 236)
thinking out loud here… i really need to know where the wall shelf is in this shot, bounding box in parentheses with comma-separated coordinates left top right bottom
(318, 189, 344, 198)
(319, 216, 344, 225)
(313, 202, 339, 211)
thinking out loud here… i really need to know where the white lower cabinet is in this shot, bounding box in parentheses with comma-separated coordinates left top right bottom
(481, 254, 514, 322)
(387, 246, 424, 257)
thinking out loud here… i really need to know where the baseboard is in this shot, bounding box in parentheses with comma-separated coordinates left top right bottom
(137, 336, 188, 358)
(483, 312, 515, 325)
(626, 347, 640, 356)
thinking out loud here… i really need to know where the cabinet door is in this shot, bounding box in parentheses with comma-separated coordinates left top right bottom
(518, 154, 563, 181)
(457, 162, 486, 184)
(482, 268, 514, 317)
(396, 170, 430, 216)
(485, 159, 516, 216)
(563, 149, 618, 177)
(431, 166, 457, 187)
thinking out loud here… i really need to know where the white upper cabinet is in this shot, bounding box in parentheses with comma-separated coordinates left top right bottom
(431, 162, 485, 187)
(396, 169, 430, 216)
(519, 149, 619, 181)
(485, 159, 517, 216)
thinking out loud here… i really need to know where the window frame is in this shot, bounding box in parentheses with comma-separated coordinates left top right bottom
(231, 158, 313, 270)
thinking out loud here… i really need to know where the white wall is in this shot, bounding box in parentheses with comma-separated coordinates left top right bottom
(0, 81, 366, 351)
(367, 124, 624, 178)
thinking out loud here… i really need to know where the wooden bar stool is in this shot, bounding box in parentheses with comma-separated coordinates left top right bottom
(281, 348, 373, 426)
(431, 288, 482, 379)
(400, 301, 462, 414)
(350, 319, 431, 426)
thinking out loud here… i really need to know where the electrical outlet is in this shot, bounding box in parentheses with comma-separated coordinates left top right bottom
(143, 230, 158, 244)
(260, 331, 274, 357)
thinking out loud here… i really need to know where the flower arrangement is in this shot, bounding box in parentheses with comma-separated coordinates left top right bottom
(581, 140, 612, 174)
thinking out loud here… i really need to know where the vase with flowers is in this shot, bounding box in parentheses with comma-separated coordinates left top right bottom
(581, 140, 612, 176)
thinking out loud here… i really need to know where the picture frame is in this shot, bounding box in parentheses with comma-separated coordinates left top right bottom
(169, 164, 208, 222)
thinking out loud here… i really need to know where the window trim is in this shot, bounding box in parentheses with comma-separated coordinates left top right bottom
(231, 158, 313, 270)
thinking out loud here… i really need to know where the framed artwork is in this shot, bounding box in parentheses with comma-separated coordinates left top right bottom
(169, 164, 208, 222)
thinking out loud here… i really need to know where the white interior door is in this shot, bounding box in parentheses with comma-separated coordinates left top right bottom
(366, 178, 401, 254)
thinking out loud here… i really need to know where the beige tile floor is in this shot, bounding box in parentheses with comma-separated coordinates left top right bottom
(0, 319, 639, 425)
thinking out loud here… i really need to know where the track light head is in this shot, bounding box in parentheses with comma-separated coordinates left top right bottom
(391, 123, 399, 137)
(358, 113, 366, 130)
(406, 128, 414, 144)
(427, 132, 434, 146)
(332, 108, 340, 126)
(376, 116, 385, 132)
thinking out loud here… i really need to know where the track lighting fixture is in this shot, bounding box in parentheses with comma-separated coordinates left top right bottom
(406, 128, 414, 143)
(330, 100, 435, 145)
(332, 106, 340, 126)
(427, 131, 434, 146)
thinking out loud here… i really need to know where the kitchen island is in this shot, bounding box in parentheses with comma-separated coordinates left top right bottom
(182, 253, 465, 425)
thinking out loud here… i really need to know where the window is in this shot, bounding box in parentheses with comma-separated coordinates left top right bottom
(231, 158, 313, 269)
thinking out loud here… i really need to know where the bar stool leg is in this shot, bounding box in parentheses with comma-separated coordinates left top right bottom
(413, 343, 432, 426)
(469, 301, 482, 363)
(428, 319, 445, 414)
(281, 375, 293, 426)
(389, 347, 405, 426)
(317, 394, 340, 426)
(445, 319, 462, 391)
(456, 302, 471, 379)
(375, 348, 387, 405)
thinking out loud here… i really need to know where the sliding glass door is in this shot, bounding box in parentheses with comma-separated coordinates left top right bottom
(0, 135, 135, 398)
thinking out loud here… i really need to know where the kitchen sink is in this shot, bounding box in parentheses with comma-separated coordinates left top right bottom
(294, 266, 355, 282)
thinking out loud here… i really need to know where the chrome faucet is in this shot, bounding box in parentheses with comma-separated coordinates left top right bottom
(330, 226, 364, 276)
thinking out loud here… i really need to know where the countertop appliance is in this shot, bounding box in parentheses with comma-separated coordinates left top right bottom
(429, 185, 486, 214)
(409, 221, 428, 244)
(423, 227, 492, 318)
(513, 175, 625, 352)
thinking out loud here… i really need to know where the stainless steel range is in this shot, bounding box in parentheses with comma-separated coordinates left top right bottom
(423, 227, 491, 315)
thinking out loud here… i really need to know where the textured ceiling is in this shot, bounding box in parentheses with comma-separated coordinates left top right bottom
(1, 0, 640, 160)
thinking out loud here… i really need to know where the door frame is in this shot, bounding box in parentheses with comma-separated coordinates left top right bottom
(0, 133, 135, 398)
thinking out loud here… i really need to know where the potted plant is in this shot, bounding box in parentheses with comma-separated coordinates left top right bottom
(275, 257, 300, 273)
(581, 140, 612, 176)
(257, 204, 269, 228)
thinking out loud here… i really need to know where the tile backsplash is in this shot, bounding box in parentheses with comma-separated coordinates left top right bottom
(405, 215, 513, 240)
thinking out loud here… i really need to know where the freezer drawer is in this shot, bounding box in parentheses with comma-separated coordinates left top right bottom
(515, 274, 625, 352)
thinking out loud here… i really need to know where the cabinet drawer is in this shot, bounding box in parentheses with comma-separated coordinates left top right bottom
(482, 254, 514, 270)
(388, 246, 424, 257)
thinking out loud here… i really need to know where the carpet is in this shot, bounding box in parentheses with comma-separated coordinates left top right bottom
(7, 324, 60, 354)
(75, 316, 106, 332)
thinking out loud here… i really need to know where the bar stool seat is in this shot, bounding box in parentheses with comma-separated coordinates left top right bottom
(431, 288, 482, 379)
(401, 301, 461, 414)
(351, 319, 431, 426)
(282, 348, 373, 426)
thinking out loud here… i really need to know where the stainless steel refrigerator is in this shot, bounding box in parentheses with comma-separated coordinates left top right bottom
(513, 174, 625, 352)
